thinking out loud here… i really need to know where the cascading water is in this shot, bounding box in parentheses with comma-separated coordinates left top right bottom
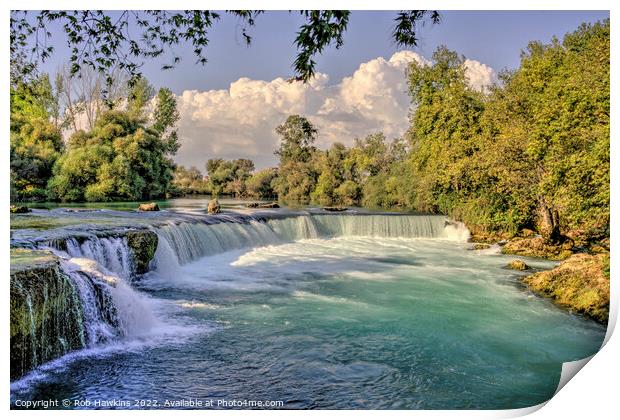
(153, 214, 470, 267)
(10, 208, 606, 409)
(64, 237, 135, 280)
(46, 236, 157, 347)
(14, 213, 469, 380)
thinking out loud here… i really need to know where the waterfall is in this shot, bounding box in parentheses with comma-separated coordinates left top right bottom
(48, 236, 157, 347)
(154, 214, 470, 267)
(18, 214, 468, 368)
(65, 237, 134, 280)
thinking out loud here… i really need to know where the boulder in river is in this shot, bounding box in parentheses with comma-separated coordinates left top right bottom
(323, 206, 348, 212)
(138, 202, 160, 211)
(125, 230, 159, 274)
(208, 199, 221, 214)
(505, 259, 530, 271)
(10, 205, 31, 214)
(259, 202, 280, 209)
(247, 202, 279, 209)
(472, 243, 491, 250)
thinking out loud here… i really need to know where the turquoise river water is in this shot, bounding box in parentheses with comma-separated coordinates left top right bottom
(9, 202, 606, 409)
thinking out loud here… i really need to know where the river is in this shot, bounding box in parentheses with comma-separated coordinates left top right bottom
(9, 198, 606, 409)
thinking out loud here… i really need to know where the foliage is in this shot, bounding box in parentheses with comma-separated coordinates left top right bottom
(402, 20, 609, 240)
(47, 84, 180, 202)
(272, 115, 319, 202)
(172, 165, 209, 195)
(10, 10, 439, 86)
(265, 20, 608, 242)
(10, 75, 63, 201)
(9, 15, 608, 248)
(246, 168, 278, 199)
(205, 158, 255, 197)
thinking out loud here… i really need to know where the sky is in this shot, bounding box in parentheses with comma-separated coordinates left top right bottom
(34, 10, 610, 170)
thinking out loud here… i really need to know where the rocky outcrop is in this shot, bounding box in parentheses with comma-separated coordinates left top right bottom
(10, 205, 31, 214)
(208, 199, 221, 214)
(138, 202, 160, 211)
(125, 230, 158, 274)
(523, 253, 610, 323)
(10, 249, 85, 381)
(502, 236, 573, 260)
(505, 259, 530, 271)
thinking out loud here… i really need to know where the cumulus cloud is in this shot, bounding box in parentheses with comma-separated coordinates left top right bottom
(174, 51, 495, 170)
(463, 59, 498, 92)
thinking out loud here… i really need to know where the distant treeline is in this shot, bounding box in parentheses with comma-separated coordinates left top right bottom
(10, 20, 609, 242)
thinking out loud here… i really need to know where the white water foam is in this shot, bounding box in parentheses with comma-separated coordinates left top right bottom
(152, 214, 471, 269)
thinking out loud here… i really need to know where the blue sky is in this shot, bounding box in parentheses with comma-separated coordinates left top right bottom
(30, 10, 610, 169)
(37, 10, 609, 93)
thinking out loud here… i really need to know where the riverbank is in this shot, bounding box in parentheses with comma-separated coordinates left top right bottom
(469, 228, 610, 323)
(523, 253, 610, 323)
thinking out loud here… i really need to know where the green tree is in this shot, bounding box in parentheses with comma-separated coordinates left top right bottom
(272, 115, 319, 202)
(172, 165, 208, 195)
(10, 74, 63, 201)
(127, 77, 155, 119)
(311, 142, 349, 205)
(205, 158, 256, 197)
(246, 168, 278, 199)
(48, 97, 180, 202)
(405, 46, 487, 216)
(478, 20, 610, 240)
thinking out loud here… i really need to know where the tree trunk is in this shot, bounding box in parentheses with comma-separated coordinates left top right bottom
(538, 198, 561, 244)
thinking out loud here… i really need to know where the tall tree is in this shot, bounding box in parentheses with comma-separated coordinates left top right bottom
(47, 76, 181, 202)
(10, 74, 63, 201)
(272, 115, 319, 202)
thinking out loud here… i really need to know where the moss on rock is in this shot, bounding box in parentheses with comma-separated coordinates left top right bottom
(506, 259, 530, 270)
(523, 253, 610, 323)
(10, 205, 31, 214)
(10, 249, 85, 380)
(138, 202, 160, 211)
(207, 199, 221, 214)
(502, 236, 573, 260)
(125, 230, 158, 274)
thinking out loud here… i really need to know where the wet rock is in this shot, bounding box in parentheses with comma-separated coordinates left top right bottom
(505, 259, 529, 271)
(246, 202, 280, 209)
(208, 199, 221, 214)
(472, 243, 490, 250)
(138, 202, 160, 211)
(10, 205, 31, 214)
(323, 206, 348, 212)
(259, 202, 280, 209)
(10, 249, 84, 380)
(125, 230, 158, 274)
